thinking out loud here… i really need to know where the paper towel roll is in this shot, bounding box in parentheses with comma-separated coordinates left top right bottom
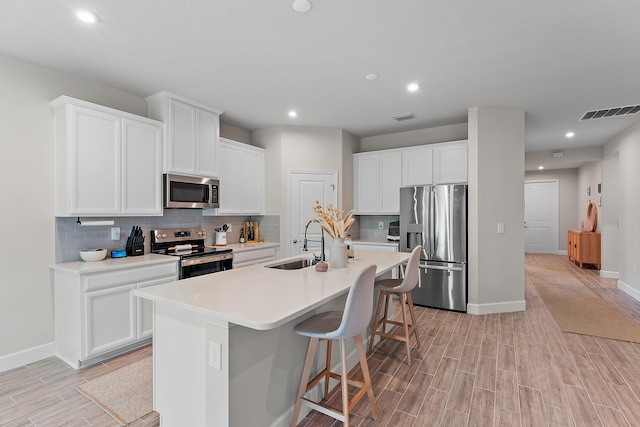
(174, 244, 193, 252)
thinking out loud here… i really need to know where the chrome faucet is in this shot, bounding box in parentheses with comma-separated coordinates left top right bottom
(303, 220, 325, 261)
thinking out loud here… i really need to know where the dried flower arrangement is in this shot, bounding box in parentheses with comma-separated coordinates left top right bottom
(312, 201, 354, 239)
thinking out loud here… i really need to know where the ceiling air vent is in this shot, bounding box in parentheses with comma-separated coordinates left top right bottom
(393, 112, 416, 122)
(580, 105, 640, 121)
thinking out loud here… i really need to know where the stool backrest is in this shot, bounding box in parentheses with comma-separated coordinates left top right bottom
(393, 245, 422, 293)
(328, 264, 377, 339)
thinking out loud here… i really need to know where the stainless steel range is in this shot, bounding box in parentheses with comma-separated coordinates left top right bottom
(151, 228, 233, 279)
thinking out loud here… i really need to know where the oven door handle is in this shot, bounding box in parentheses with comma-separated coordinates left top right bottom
(181, 253, 234, 267)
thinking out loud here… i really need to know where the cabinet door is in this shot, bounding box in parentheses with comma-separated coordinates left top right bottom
(71, 106, 121, 214)
(240, 148, 265, 214)
(217, 140, 241, 214)
(84, 283, 137, 358)
(354, 154, 380, 214)
(167, 99, 196, 174)
(402, 146, 433, 186)
(433, 142, 468, 184)
(121, 119, 163, 215)
(380, 152, 402, 214)
(137, 276, 176, 339)
(195, 108, 219, 177)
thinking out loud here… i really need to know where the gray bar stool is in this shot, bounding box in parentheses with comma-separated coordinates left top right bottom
(291, 264, 378, 427)
(368, 245, 422, 365)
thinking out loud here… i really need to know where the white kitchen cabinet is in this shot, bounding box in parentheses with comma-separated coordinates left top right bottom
(53, 257, 178, 369)
(146, 91, 222, 178)
(205, 138, 265, 215)
(353, 150, 402, 214)
(433, 141, 468, 184)
(50, 96, 163, 217)
(232, 244, 279, 268)
(402, 145, 433, 186)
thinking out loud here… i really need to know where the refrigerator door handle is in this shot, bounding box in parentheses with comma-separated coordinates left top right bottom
(419, 263, 464, 272)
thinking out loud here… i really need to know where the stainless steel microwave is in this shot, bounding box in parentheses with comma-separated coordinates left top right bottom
(163, 174, 219, 209)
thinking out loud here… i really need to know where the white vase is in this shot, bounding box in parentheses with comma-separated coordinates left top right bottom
(329, 237, 347, 269)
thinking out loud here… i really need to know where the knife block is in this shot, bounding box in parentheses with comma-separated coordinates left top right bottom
(126, 236, 145, 256)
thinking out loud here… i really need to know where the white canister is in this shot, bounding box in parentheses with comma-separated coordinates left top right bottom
(215, 231, 227, 246)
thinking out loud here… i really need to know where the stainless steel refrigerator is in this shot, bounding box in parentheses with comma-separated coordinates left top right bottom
(400, 185, 467, 312)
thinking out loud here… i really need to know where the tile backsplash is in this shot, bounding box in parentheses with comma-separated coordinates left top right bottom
(356, 215, 400, 240)
(55, 210, 280, 263)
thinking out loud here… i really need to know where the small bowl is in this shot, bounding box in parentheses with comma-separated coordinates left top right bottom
(80, 248, 107, 262)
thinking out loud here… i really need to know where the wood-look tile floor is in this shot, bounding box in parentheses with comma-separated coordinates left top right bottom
(298, 254, 640, 427)
(0, 345, 158, 427)
(3, 254, 640, 426)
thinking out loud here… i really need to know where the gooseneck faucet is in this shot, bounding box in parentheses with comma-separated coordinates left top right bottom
(303, 220, 325, 261)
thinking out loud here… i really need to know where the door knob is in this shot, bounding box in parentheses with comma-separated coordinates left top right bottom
(292, 239, 298, 243)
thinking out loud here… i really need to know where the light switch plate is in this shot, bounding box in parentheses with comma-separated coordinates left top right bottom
(378, 221, 384, 230)
(110, 227, 120, 240)
(209, 340, 221, 370)
(497, 223, 505, 234)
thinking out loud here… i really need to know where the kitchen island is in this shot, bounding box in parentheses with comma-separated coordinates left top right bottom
(134, 250, 410, 427)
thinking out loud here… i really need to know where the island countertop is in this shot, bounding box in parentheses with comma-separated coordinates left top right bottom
(134, 250, 409, 331)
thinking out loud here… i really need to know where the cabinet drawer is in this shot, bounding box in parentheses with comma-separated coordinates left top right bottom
(233, 247, 278, 265)
(83, 263, 178, 291)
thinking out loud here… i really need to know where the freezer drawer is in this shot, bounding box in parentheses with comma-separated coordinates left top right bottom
(412, 261, 467, 312)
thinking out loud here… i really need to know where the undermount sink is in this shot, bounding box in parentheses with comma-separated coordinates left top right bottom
(266, 258, 319, 270)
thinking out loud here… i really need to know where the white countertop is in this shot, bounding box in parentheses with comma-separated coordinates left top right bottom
(135, 250, 409, 331)
(50, 253, 178, 274)
(352, 239, 400, 247)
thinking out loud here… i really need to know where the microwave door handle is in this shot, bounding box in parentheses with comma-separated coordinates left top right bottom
(204, 185, 210, 203)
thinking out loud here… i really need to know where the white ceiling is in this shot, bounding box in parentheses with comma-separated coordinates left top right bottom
(2, 0, 640, 155)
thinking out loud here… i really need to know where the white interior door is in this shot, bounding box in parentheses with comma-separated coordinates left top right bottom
(289, 171, 338, 257)
(524, 180, 558, 254)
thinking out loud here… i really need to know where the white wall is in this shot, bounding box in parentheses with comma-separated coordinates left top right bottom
(468, 107, 526, 314)
(0, 53, 149, 360)
(360, 123, 467, 152)
(524, 169, 579, 252)
(601, 155, 620, 277)
(577, 161, 602, 231)
(603, 119, 640, 296)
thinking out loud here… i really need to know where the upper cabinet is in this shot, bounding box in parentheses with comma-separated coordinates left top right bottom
(354, 140, 468, 215)
(146, 91, 223, 178)
(205, 138, 265, 215)
(353, 150, 402, 214)
(433, 141, 468, 184)
(51, 96, 163, 217)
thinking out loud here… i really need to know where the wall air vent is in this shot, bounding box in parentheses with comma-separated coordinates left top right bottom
(393, 112, 416, 122)
(580, 105, 640, 121)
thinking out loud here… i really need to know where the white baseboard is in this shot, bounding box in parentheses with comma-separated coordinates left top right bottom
(467, 300, 526, 315)
(557, 250, 568, 256)
(600, 270, 619, 279)
(0, 341, 55, 373)
(618, 280, 640, 302)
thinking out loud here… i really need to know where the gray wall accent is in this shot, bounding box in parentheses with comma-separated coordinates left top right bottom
(468, 107, 526, 312)
(220, 122, 252, 145)
(525, 169, 579, 252)
(359, 123, 468, 152)
(577, 161, 602, 231)
(601, 155, 619, 276)
(357, 215, 399, 240)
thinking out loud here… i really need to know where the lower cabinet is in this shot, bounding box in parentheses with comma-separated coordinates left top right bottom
(54, 259, 178, 369)
(232, 245, 279, 268)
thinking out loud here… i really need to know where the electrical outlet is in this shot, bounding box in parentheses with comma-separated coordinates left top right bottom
(224, 223, 232, 232)
(110, 227, 120, 240)
(378, 221, 384, 230)
(209, 340, 221, 370)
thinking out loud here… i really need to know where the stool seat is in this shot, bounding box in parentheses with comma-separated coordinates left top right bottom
(291, 265, 378, 427)
(374, 278, 403, 290)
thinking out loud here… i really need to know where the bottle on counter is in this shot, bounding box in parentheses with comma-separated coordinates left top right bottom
(239, 229, 245, 243)
(345, 234, 354, 259)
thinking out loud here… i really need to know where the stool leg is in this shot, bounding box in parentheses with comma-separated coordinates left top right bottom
(340, 339, 350, 427)
(355, 334, 378, 420)
(291, 337, 318, 427)
(324, 339, 332, 399)
(407, 291, 421, 351)
(400, 292, 411, 366)
(368, 291, 385, 355)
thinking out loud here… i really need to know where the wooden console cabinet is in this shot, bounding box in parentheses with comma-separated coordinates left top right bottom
(568, 230, 601, 269)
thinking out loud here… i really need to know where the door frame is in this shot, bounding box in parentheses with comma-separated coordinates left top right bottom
(524, 179, 559, 254)
(288, 170, 338, 257)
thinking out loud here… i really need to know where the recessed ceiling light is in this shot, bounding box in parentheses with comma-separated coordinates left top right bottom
(365, 73, 379, 81)
(288, 110, 298, 118)
(75, 9, 98, 23)
(565, 131, 575, 138)
(407, 83, 420, 92)
(538, 166, 544, 170)
(292, 0, 312, 13)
